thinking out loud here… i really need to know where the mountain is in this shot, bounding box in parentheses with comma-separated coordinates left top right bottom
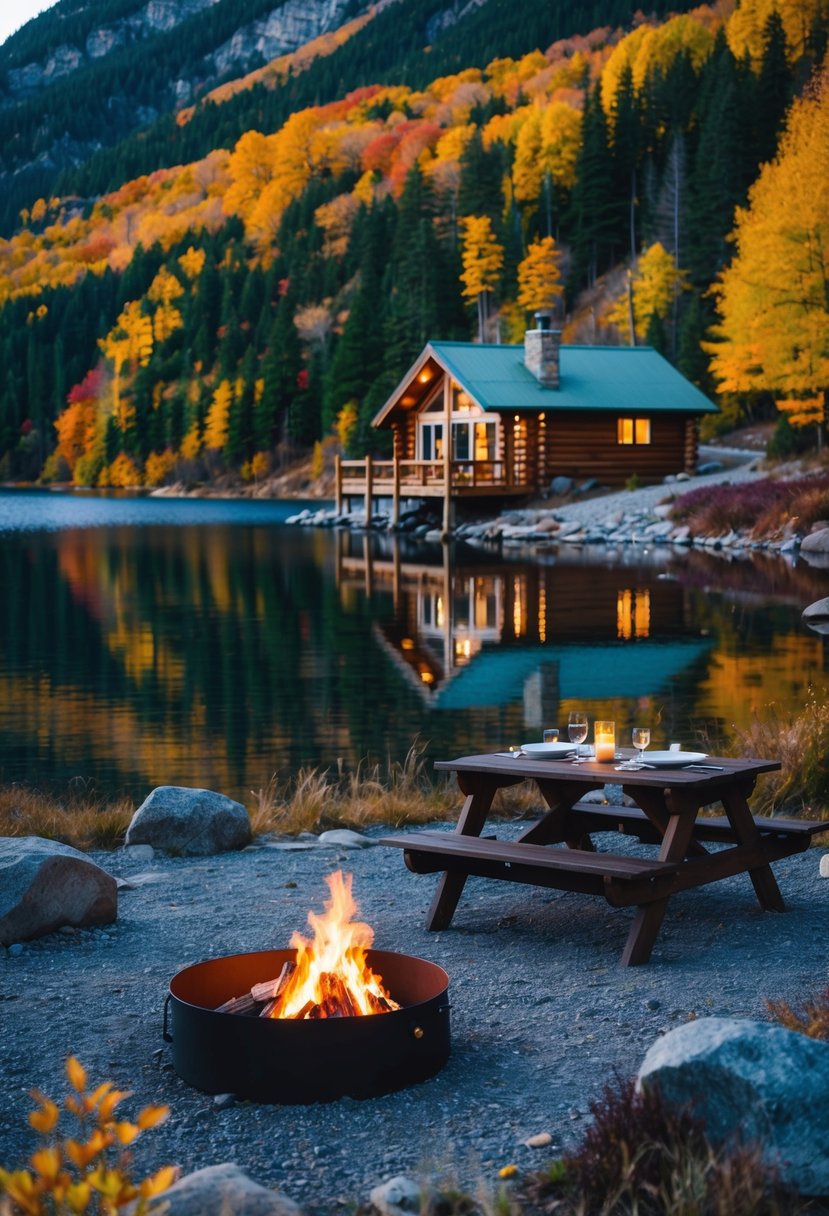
(0, 0, 374, 234)
(0, 0, 825, 486)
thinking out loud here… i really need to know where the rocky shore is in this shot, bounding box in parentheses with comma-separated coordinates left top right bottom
(286, 452, 824, 559)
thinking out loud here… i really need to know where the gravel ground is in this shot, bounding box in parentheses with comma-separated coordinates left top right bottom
(2, 823, 827, 1212)
(547, 446, 766, 526)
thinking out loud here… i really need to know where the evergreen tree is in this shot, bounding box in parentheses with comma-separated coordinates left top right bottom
(754, 11, 791, 168)
(458, 129, 505, 226)
(569, 85, 619, 289)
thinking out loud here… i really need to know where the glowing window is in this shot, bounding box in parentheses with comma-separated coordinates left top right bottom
(618, 418, 651, 445)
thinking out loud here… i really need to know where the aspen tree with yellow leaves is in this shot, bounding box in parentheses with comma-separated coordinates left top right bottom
(460, 215, 504, 341)
(707, 70, 829, 442)
(517, 237, 563, 316)
(608, 242, 688, 344)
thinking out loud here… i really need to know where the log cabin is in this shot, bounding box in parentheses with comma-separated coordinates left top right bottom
(336, 314, 718, 532)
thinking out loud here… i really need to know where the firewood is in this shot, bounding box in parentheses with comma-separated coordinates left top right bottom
(215, 992, 258, 1015)
(251, 960, 296, 1005)
(294, 999, 316, 1020)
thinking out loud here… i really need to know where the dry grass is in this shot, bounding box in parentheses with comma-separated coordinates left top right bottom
(728, 692, 829, 820)
(0, 784, 134, 850)
(0, 744, 539, 851)
(767, 986, 829, 1042)
(515, 1076, 798, 1216)
(249, 741, 539, 837)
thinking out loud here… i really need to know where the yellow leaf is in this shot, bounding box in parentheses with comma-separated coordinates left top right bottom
(97, 1089, 132, 1122)
(138, 1164, 178, 1198)
(136, 1104, 169, 1131)
(66, 1180, 92, 1213)
(66, 1057, 87, 1093)
(114, 1121, 139, 1146)
(88, 1166, 122, 1198)
(88, 1081, 114, 1110)
(28, 1098, 60, 1134)
(31, 1146, 62, 1182)
(65, 1130, 107, 1169)
(498, 1163, 518, 1179)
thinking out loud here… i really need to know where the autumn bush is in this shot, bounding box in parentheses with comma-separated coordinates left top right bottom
(0, 1056, 174, 1215)
(669, 474, 829, 539)
(143, 449, 177, 488)
(767, 986, 829, 1042)
(729, 692, 829, 819)
(514, 1076, 794, 1216)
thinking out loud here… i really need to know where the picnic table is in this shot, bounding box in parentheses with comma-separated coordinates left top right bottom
(380, 751, 825, 965)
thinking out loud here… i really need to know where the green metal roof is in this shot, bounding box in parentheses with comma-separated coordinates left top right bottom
(433, 638, 713, 709)
(427, 342, 718, 415)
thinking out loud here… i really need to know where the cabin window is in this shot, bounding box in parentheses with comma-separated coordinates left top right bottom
(617, 417, 651, 445)
(421, 422, 444, 460)
(452, 420, 497, 461)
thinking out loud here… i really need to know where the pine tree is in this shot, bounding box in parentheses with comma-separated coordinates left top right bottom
(754, 10, 791, 167)
(569, 85, 619, 289)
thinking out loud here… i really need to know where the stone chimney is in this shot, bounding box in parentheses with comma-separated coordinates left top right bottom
(524, 311, 561, 389)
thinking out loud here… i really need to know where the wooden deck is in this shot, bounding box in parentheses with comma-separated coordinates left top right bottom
(336, 455, 534, 530)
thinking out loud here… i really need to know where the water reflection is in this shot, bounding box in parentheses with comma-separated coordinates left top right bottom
(1, 492, 827, 803)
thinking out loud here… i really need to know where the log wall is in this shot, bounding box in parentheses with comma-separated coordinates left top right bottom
(544, 412, 697, 485)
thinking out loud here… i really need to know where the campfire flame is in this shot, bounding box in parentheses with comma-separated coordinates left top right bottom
(268, 871, 400, 1019)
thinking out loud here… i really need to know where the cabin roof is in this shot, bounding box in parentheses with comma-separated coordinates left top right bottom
(430, 341, 718, 414)
(432, 637, 713, 709)
(372, 341, 717, 427)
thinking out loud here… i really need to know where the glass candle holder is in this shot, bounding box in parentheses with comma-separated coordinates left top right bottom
(594, 720, 616, 762)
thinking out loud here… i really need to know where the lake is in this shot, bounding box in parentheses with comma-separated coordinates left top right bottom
(2, 489, 827, 805)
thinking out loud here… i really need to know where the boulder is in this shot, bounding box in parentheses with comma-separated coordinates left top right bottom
(369, 1176, 435, 1216)
(317, 828, 375, 848)
(638, 1017, 829, 1196)
(800, 527, 829, 553)
(802, 597, 829, 635)
(550, 476, 573, 496)
(156, 1164, 302, 1216)
(0, 836, 117, 946)
(125, 787, 251, 856)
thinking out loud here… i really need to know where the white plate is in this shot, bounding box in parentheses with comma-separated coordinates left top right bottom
(520, 742, 577, 758)
(640, 750, 708, 767)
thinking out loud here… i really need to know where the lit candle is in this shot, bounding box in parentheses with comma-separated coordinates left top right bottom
(594, 720, 615, 762)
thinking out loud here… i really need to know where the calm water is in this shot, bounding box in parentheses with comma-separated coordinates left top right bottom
(2, 489, 827, 804)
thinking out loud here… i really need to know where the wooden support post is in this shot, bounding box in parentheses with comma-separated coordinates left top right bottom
(334, 453, 343, 515)
(364, 454, 373, 525)
(391, 454, 400, 529)
(442, 375, 452, 538)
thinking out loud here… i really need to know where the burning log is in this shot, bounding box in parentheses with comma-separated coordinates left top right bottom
(214, 871, 402, 1021)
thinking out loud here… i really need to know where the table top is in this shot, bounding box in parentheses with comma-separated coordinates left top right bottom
(434, 752, 781, 788)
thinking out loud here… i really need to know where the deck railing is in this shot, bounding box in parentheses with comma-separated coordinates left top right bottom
(335, 455, 530, 527)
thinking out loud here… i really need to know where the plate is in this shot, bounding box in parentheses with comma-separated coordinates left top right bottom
(520, 742, 577, 758)
(640, 750, 708, 767)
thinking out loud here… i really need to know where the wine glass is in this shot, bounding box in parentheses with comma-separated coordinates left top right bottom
(568, 711, 588, 762)
(631, 726, 651, 769)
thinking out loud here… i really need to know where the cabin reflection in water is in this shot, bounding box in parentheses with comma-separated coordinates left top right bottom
(335, 533, 711, 718)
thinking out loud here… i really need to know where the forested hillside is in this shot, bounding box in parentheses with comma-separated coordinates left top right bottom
(0, 0, 826, 488)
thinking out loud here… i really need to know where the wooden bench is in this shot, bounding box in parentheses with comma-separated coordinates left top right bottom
(561, 802, 826, 849)
(380, 830, 679, 909)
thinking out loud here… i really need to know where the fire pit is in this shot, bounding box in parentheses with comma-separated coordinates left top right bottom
(163, 872, 450, 1103)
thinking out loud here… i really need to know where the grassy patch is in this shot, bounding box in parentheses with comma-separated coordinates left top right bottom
(767, 986, 829, 1042)
(669, 473, 829, 538)
(0, 784, 134, 851)
(0, 744, 542, 850)
(249, 742, 539, 836)
(729, 693, 829, 820)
